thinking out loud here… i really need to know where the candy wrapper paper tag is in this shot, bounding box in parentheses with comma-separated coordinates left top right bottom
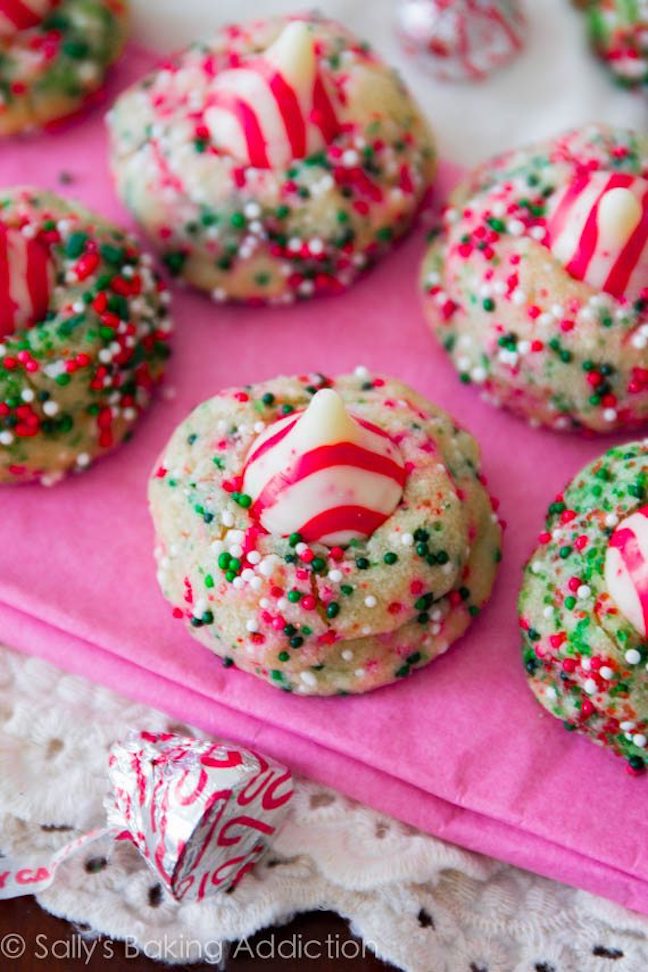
(0, 732, 293, 903)
(107, 732, 294, 900)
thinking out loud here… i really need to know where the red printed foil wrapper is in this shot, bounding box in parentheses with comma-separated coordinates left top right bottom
(397, 0, 526, 81)
(107, 732, 294, 901)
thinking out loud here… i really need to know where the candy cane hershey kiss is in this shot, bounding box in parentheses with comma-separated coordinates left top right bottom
(0, 221, 55, 339)
(0, 732, 293, 903)
(0, 0, 57, 39)
(605, 505, 648, 639)
(205, 20, 340, 170)
(545, 171, 648, 302)
(242, 387, 407, 546)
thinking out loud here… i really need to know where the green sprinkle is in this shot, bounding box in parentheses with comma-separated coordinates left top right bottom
(204, 574, 214, 589)
(483, 297, 496, 312)
(218, 552, 231, 570)
(278, 651, 290, 662)
(383, 552, 398, 565)
(287, 589, 301, 603)
(356, 557, 370, 570)
(326, 602, 340, 619)
(64, 231, 88, 259)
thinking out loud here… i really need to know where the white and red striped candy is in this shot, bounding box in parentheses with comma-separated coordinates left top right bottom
(545, 171, 648, 302)
(242, 388, 406, 546)
(0, 0, 55, 39)
(206, 20, 340, 170)
(605, 504, 648, 636)
(0, 222, 54, 339)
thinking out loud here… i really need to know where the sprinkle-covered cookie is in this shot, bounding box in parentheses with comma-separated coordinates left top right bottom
(0, 187, 171, 484)
(0, 0, 128, 135)
(519, 440, 648, 772)
(421, 124, 648, 433)
(149, 371, 503, 695)
(108, 13, 436, 304)
(586, 0, 648, 88)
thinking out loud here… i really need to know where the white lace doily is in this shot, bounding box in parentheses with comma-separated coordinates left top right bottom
(1, 642, 647, 972)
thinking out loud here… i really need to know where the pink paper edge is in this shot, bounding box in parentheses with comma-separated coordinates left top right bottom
(3, 599, 645, 915)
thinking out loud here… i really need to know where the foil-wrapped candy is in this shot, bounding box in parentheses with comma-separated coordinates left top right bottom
(0, 731, 293, 902)
(107, 732, 294, 900)
(396, 0, 526, 82)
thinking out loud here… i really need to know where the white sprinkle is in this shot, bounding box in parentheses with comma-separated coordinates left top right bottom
(229, 543, 243, 559)
(246, 619, 259, 632)
(222, 511, 234, 527)
(259, 557, 278, 578)
(21, 388, 35, 402)
(328, 569, 343, 582)
(583, 678, 597, 695)
(354, 365, 370, 379)
(401, 533, 414, 547)
(530, 561, 543, 575)
(543, 606, 553, 619)
(581, 657, 592, 671)
(0, 431, 14, 446)
(250, 577, 263, 591)
(599, 666, 614, 680)
(341, 649, 353, 662)
(364, 595, 377, 608)
(633, 734, 647, 749)
(625, 649, 642, 665)
(76, 452, 91, 467)
(604, 513, 619, 528)
(621, 720, 636, 731)
(603, 408, 618, 423)
(300, 671, 317, 687)
(577, 585, 591, 600)
(354, 668, 366, 677)
(247, 550, 261, 565)
(507, 219, 526, 236)
(546, 686, 558, 700)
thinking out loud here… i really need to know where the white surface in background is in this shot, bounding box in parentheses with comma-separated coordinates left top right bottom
(129, 0, 646, 166)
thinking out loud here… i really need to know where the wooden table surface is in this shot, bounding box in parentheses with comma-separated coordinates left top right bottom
(0, 898, 396, 970)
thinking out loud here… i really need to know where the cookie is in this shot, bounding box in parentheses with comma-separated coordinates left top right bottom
(108, 13, 436, 304)
(586, 0, 648, 87)
(519, 440, 648, 772)
(421, 123, 648, 433)
(149, 371, 502, 696)
(0, 0, 128, 135)
(0, 186, 171, 484)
